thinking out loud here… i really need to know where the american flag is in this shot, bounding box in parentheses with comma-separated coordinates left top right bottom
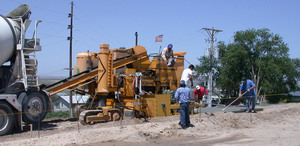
(155, 34, 163, 42)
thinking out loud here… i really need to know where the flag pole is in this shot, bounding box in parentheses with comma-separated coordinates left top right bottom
(158, 44, 162, 81)
(155, 34, 163, 81)
(155, 34, 163, 54)
(159, 45, 162, 54)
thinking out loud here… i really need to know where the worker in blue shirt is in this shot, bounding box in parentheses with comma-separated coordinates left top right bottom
(239, 77, 256, 113)
(175, 80, 194, 129)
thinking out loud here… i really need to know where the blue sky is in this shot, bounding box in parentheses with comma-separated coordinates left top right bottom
(2, 0, 299, 77)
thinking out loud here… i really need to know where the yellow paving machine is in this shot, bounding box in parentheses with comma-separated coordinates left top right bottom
(44, 44, 202, 124)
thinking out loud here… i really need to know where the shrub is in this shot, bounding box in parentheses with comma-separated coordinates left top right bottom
(46, 111, 70, 119)
(266, 94, 292, 104)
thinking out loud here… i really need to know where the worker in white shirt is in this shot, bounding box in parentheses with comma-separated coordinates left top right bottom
(180, 64, 194, 87)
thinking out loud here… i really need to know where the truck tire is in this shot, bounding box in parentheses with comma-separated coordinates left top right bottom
(22, 91, 47, 124)
(0, 101, 15, 136)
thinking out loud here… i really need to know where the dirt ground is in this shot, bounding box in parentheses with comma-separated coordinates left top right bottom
(1, 103, 300, 146)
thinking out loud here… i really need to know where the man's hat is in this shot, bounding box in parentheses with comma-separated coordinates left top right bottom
(179, 80, 185, 86)
(196, 85, 200, 90)
(168, 44, 173, 49)
(241, 77, 247, 83)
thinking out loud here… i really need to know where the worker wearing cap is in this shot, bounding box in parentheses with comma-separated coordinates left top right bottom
(194, 85, 208, 103)
(239, 77, 256, 113)
(161, 44, 174, 65)
(175, 80, 194, 129)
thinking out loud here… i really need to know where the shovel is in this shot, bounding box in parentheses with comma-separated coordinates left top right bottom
(222, 90, 248, 112)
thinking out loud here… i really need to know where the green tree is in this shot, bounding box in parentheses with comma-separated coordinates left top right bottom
(196, 28, 300, 102)
(217, 42, 249, 97)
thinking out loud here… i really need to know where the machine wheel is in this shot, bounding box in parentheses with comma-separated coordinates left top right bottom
(79, 110, 101, 125)
(134, 110, 147, 119)
(22, 91, 48, 124)
(74, 105, 86, 119)
(109, 108, 122, 121)
(0, 101, 15, 136)
(79, 110, 88, 125)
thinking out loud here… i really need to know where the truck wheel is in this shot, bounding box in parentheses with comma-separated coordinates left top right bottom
(22, 91, 47, 124)
(0, 101, 15, 136)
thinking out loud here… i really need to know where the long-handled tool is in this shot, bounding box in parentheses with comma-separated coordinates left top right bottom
(222, 90, 248, 112)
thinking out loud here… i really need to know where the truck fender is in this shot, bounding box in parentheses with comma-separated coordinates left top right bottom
(41, 90, 53, 112)
(17, 92, 27, 110)
(0, 94, 21, 111)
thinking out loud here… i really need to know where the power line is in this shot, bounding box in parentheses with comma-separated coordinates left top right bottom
(7, 0, 66, 14)
(0, 9, 6, 13)
(202, 27, 222, 108)
(40, 17, 69, 27)
(73, 5, 124, 47)
(202, 27, 222, 68)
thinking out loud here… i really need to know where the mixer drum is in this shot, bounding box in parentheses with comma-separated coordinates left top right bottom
(0, 4, 30, 66)
(0, 15, 21, 65)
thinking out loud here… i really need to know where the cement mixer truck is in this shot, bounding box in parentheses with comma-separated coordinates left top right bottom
(0, 4, 51, 136)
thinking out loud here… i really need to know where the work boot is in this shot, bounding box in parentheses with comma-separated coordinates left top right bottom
(251, 110, 256, 113)
(188, 124, 195, 127)
(178, 122, 181, 126)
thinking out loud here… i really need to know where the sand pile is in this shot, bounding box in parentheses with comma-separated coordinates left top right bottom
(0, 103, 299, 145)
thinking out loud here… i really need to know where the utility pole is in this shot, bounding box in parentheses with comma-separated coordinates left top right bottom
(67, 1, 74, 118)
(135, 32, 138, 46)
(202, 27, 222, 107)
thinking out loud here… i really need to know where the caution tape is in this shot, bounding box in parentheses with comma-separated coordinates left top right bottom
(3, 109, 55, 116)
(201, 92, 291, 100)
(1, 90, 292, 117)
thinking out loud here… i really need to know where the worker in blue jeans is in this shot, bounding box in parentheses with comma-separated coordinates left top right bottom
(175, 80, 194, 129)
(239, 77, 256, 113)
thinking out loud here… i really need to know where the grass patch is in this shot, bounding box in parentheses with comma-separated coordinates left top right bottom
(46, 111, 70, 119)
(289, 98, 300, 103)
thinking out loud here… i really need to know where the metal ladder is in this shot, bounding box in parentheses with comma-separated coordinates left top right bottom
(18, 19, 42, 90)
(24, 49, 38, 88)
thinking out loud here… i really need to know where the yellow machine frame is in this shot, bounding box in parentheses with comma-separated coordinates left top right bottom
(45, 44, 202, 123)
